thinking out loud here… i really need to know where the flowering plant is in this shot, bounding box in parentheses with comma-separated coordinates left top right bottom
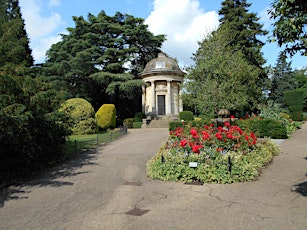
(168, 121, 257, 157)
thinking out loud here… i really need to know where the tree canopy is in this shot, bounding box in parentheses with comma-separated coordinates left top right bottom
(185, 23, 261, 115)
(44, 11, 165, 118)
(269, 0, 307, 56)
(0, 0, 33, 71)
(269, 52, 297, 106)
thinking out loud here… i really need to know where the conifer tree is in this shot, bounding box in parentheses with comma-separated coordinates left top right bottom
(0, 0, 33, 71)
(270, 52, 297, 106)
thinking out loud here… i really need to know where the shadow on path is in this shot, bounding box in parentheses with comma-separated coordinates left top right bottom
(0, 148, 100, 208)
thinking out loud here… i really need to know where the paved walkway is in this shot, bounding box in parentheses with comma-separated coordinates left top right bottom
(0, 125, 306, 230)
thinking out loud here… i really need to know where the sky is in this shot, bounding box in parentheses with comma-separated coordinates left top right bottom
(19, 0, 306, 70)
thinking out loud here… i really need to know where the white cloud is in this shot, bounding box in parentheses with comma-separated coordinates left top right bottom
(49, 0, 61, 8)
(145, 0, 219, 67)
(19, 0, 65, 63)
(259, 6, 273, 30)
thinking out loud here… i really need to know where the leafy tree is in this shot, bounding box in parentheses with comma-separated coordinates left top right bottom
(0, 0, 69, 183)
(44, 11, 165, 119)
(218, 0, 268, 93)
(0, 0, 33, 72)
(294, 68, 307, 88)
(269, 0, 307, 56)
(269, 52, 297, 106)
(185, 24, 261, 115)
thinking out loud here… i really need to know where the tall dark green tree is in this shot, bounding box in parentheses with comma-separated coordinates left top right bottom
(269, 52, 297, 106)
(44, 11, 165, 118)
(269, 0, 307, 56)
(0, 0, 69, 183)
(218, 0, 268, 98)
(0, 0, 33, 72)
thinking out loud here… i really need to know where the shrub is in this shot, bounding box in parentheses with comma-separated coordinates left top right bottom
(133, 122, 142, 128)
(284, 89, 304, 121)
(238, 118, 288, 139)
(147, 122, 280, 183)
(134, 112, 145, 122)
(96, 104, 116, 130)
(179, 110, 194, 121)
(169, 121, 184, 131)
(60, 98, 98, 135)
(123, 118, 134, 128)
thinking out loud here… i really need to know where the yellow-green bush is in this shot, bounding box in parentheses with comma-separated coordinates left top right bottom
(60, 98, 98, 135)
(96, 104, 116, 130)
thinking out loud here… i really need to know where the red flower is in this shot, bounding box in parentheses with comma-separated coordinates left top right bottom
(202, 131, 210, 140)
(215, 133, 223, 140)
(224, 121, 231, 127)
(216, 147, 223, 152)
(230, 115, 235, 119)
(192, 145, 202, 154)
(180, 139, 187, 147)
(190, 128, 199, 139)
(226, 132, 234, 139)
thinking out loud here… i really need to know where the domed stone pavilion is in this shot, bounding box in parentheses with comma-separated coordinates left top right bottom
(139, 53, 185, 118)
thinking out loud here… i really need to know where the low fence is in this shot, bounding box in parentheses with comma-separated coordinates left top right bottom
(66, 126, 128, 157)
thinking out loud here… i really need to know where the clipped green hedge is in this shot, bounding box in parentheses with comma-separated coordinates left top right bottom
(238, 118, 288, 139)
(96, 104, 116, 130)
(284, 89, 304, 121)
(179, 110, 194, 121)
(60, 98, 98, 135)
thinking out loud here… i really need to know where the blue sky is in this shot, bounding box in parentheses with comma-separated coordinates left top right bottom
(19, 0, 306, 70)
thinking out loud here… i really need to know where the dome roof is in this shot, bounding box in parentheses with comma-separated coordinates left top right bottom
(140, 53, 184, 78)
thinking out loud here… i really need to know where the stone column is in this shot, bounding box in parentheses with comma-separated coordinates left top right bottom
(179, 84, 183, 113)
(174, 83, 179, 115)
(150, 80, 156, 115)
(142, 85, 146, 113)
(166, 80, 171, 115)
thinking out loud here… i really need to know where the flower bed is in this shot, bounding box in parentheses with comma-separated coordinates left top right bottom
(147, 122, 280, 184)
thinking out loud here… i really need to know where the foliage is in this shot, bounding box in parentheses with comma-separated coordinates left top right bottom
(185, 23, 262, 114)
(284, 89, 304, 120)
(123, 118, 135, 128)
(0, 0, 33, 70)
(147, 122, 280, 183)
(134, 112, 145, 122)
(43, 11, 165, 119)
(0, 74, 70, 183)
(60, 98, 98, 135)
(96, 104, 116, 130)
(179, 110, 194, 121)
(269, 0, 307, 56)
(219, 0, 268, 92)
(238, 118, 288, 139)
(269, 52, 297, 106)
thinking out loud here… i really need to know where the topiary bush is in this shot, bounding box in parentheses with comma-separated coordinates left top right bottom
(179, 110, 194, 121)
(96, 104, 116, 130)
(60, 98, 98, 135)
(284, 89, 304, 121)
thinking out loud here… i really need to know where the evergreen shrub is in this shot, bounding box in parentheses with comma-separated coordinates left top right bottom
(60, 98, 98, 135)
(134, 112, 145, 122)
(238, 118, 288, 139)
(96, 104, 116, 130)
(179, 110, 194, 121)
(123, 118, 134, 128)
(284, 89, 304, 121)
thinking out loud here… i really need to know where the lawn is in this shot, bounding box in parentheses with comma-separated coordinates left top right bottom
(64, 129, 125, 158)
